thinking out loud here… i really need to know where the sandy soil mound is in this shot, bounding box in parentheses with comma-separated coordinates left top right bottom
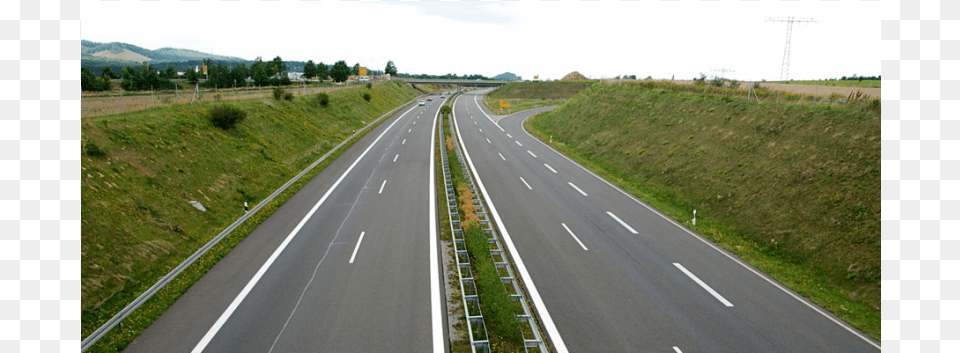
(562, 71, 587, 81)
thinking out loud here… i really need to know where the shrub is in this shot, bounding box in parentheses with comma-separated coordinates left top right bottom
(284, 92, 294, 101)
(208, 104, 247, 130)
(317, 92, 330, 106)
(84, 142, 107, 158)
(362, 92, 371, 102)
(366, 82, 372, 89)
(273, 87, 283, 100)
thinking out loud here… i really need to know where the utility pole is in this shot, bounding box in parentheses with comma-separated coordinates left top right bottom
(767, 17, 815, 102)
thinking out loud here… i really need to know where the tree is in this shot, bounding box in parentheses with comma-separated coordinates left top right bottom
(303, 60, 317, 79)
(81, 67, 111, 91)
(352, 63, 360, 76)
(230, 63, 249, 87)
(384, 60, 397, 76)
(250, 57, 270, 86)
(101, 66, 118, 80)
(269, 56, 286, 78)
(163, 65, 178, 80)
(317, 62, 329, 81)
(330, 60, 351, 83)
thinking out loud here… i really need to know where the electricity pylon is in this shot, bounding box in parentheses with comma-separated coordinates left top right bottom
(767, 17, 816, 81)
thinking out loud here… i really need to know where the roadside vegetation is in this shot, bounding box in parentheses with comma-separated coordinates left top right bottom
(81, 81, 419, 352)
(524, 83, 880, 339)
(482, 81, 594, 115)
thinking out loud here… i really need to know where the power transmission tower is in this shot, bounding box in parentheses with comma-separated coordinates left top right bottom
(767, 17, 815, 81)
(767, 17, 815, 101)
(711, 68, 735, 79)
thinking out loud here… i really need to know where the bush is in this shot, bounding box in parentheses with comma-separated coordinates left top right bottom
(362, 92, 371, 102)
(317, 92, 329, 106)
(208, 104, 247, 130)
(272, 87, 283, 100)
(84, 142, 107, 158)
(284, 92, 294, 101)
(365, 82, 372, 89)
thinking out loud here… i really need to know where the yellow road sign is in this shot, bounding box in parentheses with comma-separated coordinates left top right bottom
(359, 67, 367, 76)
(500, 99, 511, 108)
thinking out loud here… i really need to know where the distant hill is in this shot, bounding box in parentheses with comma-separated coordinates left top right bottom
(492, 72, 521, 81)
(81, 40, 247, 63)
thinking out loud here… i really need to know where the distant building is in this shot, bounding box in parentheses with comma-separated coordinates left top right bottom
(287, 72, 306, 81)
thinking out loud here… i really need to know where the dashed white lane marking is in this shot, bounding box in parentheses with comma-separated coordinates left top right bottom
(527, 150, 537, 158)
(378, 180, 387, 194)
(393, 154, 398, 163)
(520, 177, 532, 190)
(606, 211, 638, 234)
(515, 141, 523, 147)
(561, 223, 588, 251)
(674, 263, 734, 307)
(499, 153, 506, 161)
(479, 128, 483, 133)
(408, 128, 412, 133)
(402, 139, 406, 145)
(568, 182, 588, 197)
(544, 164, 557, 174)
(673, 347, 683, 353)
(486, 138, 492, 144)
(507, 133, 512, 138)
(349, 232, 366, 264)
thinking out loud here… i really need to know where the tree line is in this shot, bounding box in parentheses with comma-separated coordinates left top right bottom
(82, 57, 402, 91)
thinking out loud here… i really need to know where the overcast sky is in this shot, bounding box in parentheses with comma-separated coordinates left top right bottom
(80, 0, 891, 82)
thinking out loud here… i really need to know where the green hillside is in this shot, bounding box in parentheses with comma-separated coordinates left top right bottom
(526, 84, 880, 339)
(487, 81, 594, 100)
(82, 81, 419, 351)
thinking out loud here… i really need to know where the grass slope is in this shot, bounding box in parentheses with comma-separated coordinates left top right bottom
(487, 81, 594, 100)
(82, 81, 418, 348)
(526, 84, 880, 339)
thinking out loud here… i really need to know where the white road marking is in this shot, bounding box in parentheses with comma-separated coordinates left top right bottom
(473, 96, 505, 132)
(606, 211, 638, 234)
(486, 138, 492, 144)
(673, 263, 734, 307)
(673, 347, 683, 353)
(568, 182, 588, 196)
(499, 153, 506, 161)
(454, 96, 568, 352)
(507, 133, 512, 138)
(402, 139, 407, 145)
(413, 121, 417, 125)
(515, 141, 523, 147)
(561, 223, 588, 251)
(393, 154, 398, 163)
(479, 128, 483, 133)
(191, 104, 417, 353)
(520, 177, 532, 190)
(474, 121, 477, 125)
(544, 164, 557, 174)
(428, 98, 443, 352)
(349, 232, 366, 263)
(378, 180, 387, 194)
(408, 128, 412, 133)
(527, 150, 537, 158)
(518, 117, 881, 349)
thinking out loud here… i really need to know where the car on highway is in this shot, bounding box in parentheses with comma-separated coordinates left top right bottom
(418, 100, 425, 106)
(427, 97, 432, 101)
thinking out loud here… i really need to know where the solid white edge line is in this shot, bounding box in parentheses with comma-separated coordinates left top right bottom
(378, 180, 387, 194)
(429, 97, 443, 353)
(191, 103, 417, 353)
(454, 95, 568, 353)
(520, 176, 532, 190)
(527, 150, 537, 158)
(544, 164, 557, 174)
(473, 95, 505, 132)
(673, 263, 734, 307)
(606, 211, 638, 234)
(568, 182, 588, 197)
(517, 117, 881, 350)
(561, 223, 588, 251)
(349, 231, 366, 264)
(499, 153, 506, 161)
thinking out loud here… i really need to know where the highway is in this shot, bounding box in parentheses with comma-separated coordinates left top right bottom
(450, 90, 880, 352)
(125, 96, 446, 352)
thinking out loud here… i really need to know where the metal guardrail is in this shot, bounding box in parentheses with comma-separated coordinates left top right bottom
(81, 96, 424, 351)
(444, 95, 547, 352)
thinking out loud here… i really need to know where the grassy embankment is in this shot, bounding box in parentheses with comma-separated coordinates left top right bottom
(525, 84, 880, 339)
(82, 81, 419, 351)
(482, 81, 593, 114)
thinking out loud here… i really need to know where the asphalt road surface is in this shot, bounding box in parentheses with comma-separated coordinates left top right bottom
(450, 90, 880, 353)
(126, 95, 447, 352)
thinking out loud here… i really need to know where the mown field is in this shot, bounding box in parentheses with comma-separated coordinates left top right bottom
(787, 80, 881, 88)
(82, 81, 419, 351)
(525, 84, 880, 339)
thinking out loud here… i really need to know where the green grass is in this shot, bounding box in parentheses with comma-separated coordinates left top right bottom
(784, 80, 881, 88)
(82, 81, 419, 351)
(524, 83, 880, 340)
(482, 98, 566, 115)
(487, 81, 594, 100)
